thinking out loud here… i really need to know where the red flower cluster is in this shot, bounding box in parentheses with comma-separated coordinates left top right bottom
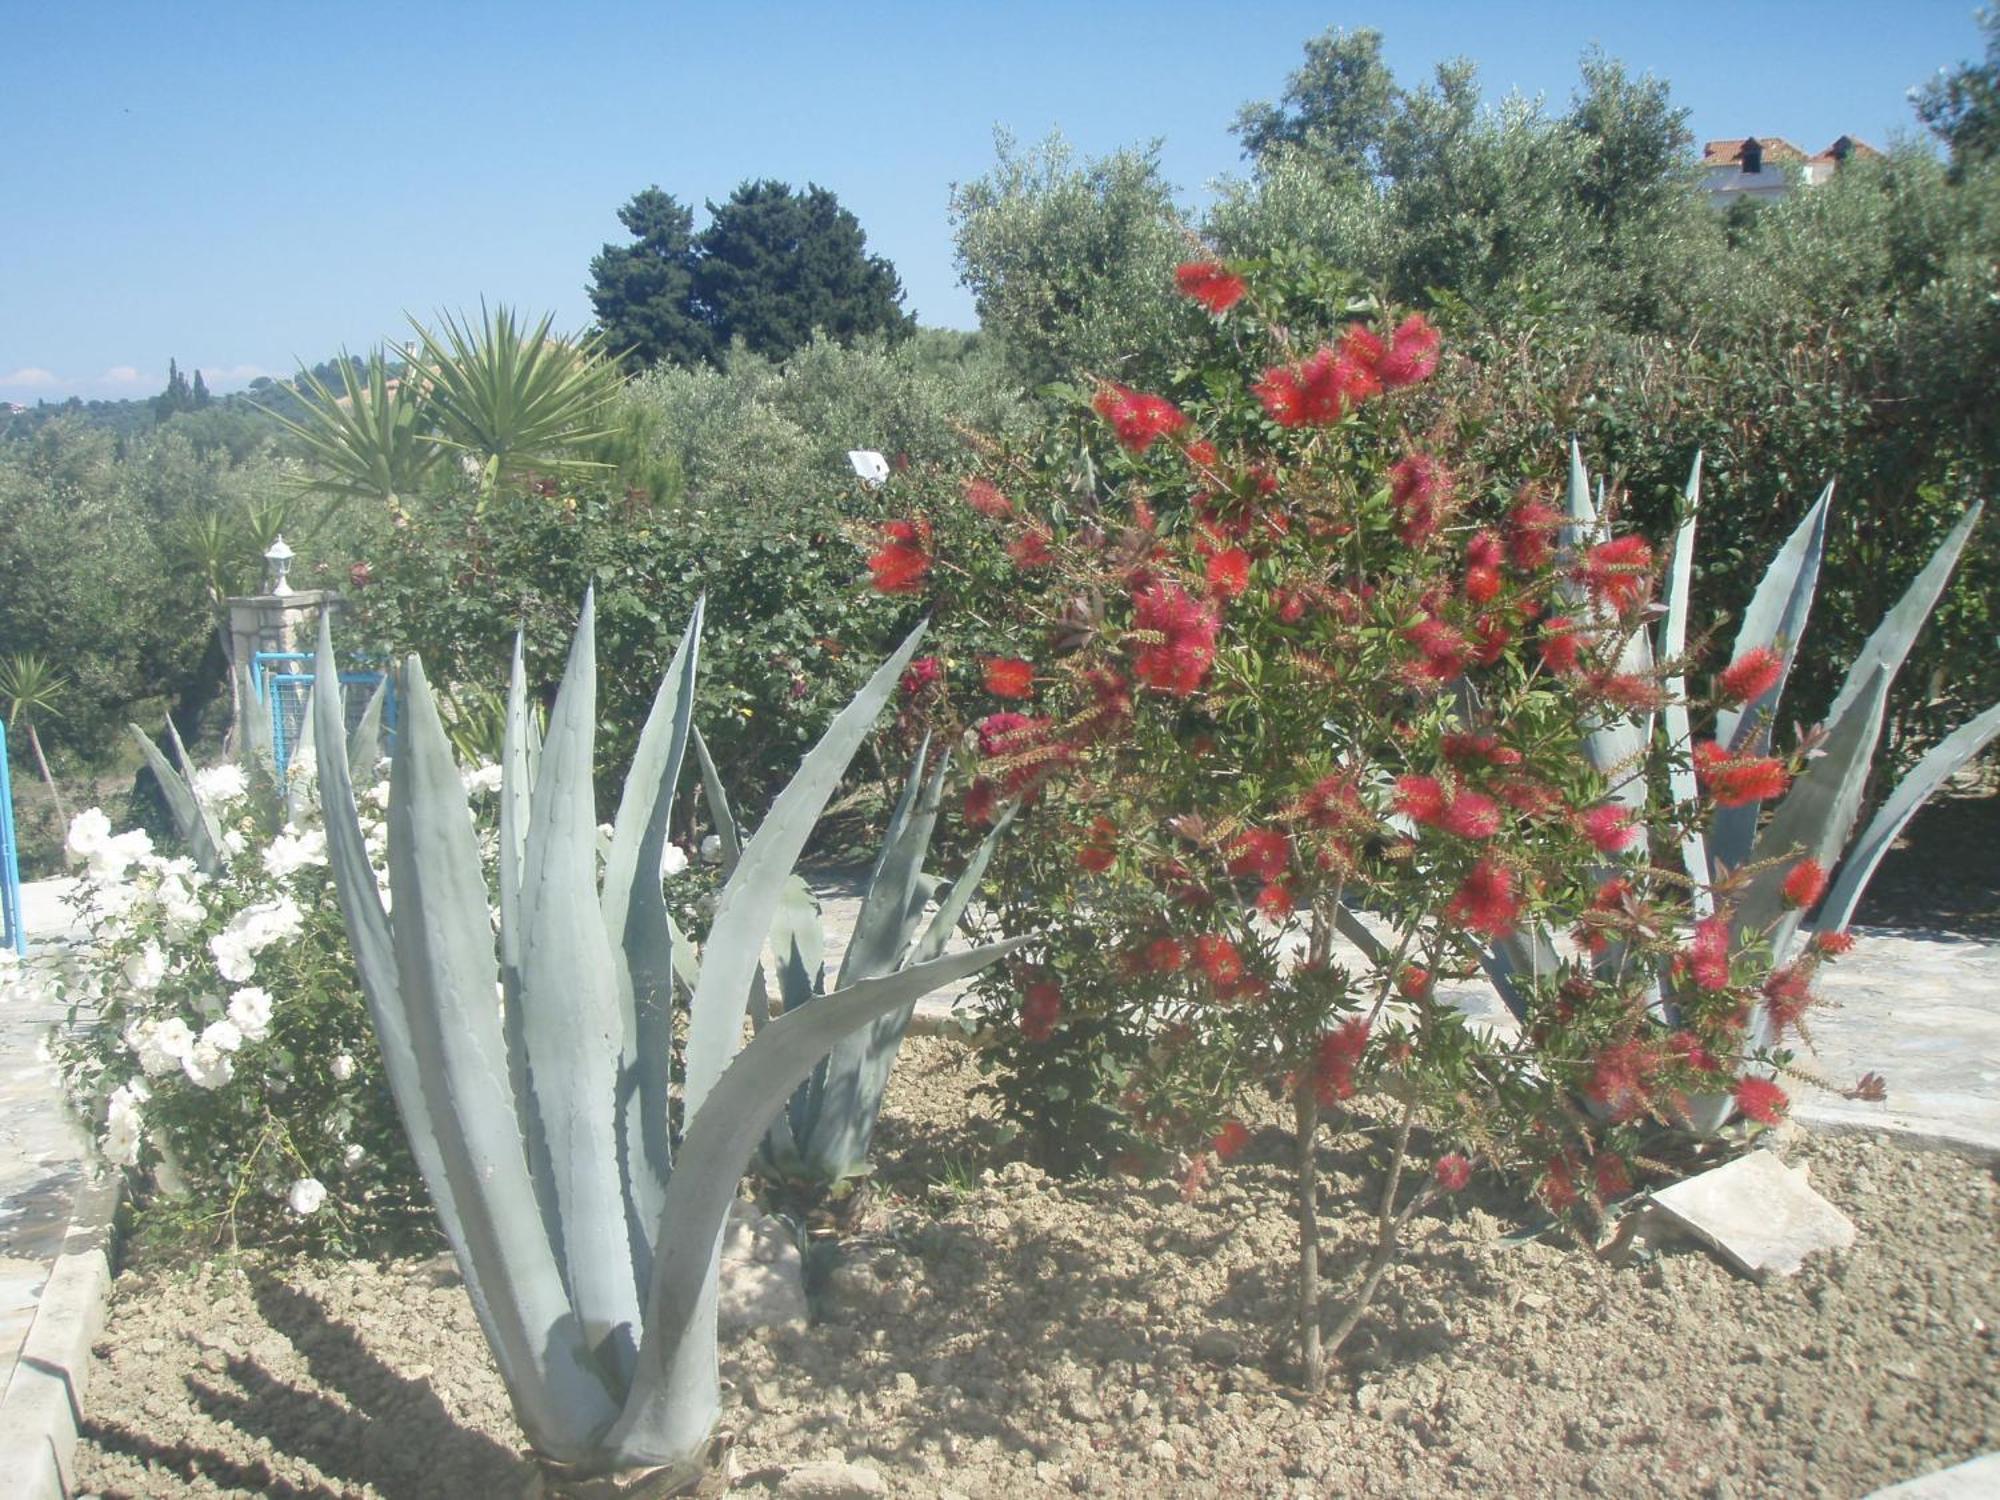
(1584, 1038, 1662, 1122)
(1676, 913, 1734, 991)
(1211, 1119, 1252, 1159)
(1444, 857, 1520, 937)
(1076, 815, 1118, 874)
(1434, 1153, 1473, 1192)
(1020, 981, 1063, 1042)
(1814, 929, 1856, 956)
(1576, 536, 1654, 618)
(1174, 260, 1248, 314)
(963, 477, 1013, 518)
(1693, 741, 1792, 807)
(1313, 1018, 1371, 1105)
(984, 656, 1035, 699)
(1396, 775, 1502, 839)
(1205, 546, 1251, 599)
(1504, 494, 1562, 571)
(1225, 827, 1291, 880)
(1781, 856, 1828, 910)
(1130, 582, 1221, 696)
(1192, 933, 1245, 993)
(1403, 615, 1471, 682)
(1579, 803, 1638, 855)
(867, 518, 930, 594)
(1092, 383, 1188, 453)
(1463, 530, 1505, 603)
(1539, 615, 1584, 675)
(1007, 523, 1054, 569)
(1389, 454, 1451, 546)
(1716, 646, 1784, 707)
(1762, 963, 1816, 1039)
(1733, 1074, 1789, 1126)
(899, 655, 942, 698)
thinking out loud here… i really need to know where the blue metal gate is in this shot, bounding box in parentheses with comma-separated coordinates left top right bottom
(0, 721, 24, 956)
(250, 654, 395, 779)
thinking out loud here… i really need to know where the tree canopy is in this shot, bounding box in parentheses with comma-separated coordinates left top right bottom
(589, 180, 911, 368)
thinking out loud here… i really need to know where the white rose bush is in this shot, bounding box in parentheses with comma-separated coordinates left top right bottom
(33, 756, 445, 1251)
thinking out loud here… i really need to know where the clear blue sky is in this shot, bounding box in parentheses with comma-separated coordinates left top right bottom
(0, 1, 1983, 406)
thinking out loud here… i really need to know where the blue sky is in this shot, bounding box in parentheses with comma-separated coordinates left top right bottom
(0, 1, 1984, 406)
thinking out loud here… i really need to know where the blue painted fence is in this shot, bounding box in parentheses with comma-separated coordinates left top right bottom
(0, 721, 24, 955)
(250, 653, 395, 779)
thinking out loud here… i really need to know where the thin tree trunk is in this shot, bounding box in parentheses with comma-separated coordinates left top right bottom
(1321, 1095, 1431, 1366)
(1295, 1088, 1323, 1393)
(24, 722, 68, 844)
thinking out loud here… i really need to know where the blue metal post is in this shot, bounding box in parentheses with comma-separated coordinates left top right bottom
(0, 721, 25, 955)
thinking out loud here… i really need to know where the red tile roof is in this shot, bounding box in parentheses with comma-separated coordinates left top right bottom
(1702, 136, 1808, 166)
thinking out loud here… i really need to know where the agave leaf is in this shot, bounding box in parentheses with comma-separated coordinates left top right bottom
(516, 591, 645, 1379)
(1560, 439, 1595, 547)
(1738, 663, 1894, 991)
(129, 724, 223, 874)
(384, 649, 618, 1457)
(1330, 900, 1391, 966)
(1715, 482, 1832, 755)
(1821, 501, 1984, 736)
(348, 676, 388, 776)
(285, 685, 317, 827)
(680, 622, 929, 1124)
(802, 746, 951, 1180)
(1659, 456, 1712, 916)
(690, 724, 741, 878)
(1818, 700, 2000, 936)
(608, 937, 1029, 1470)
(601, 602, 705, 1257)
(909, 803, 1017, 968)
(1481, 925, 1560, 1024)
(759, 874, 825, 1168)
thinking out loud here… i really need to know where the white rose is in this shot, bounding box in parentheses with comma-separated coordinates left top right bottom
(341, 1143, 365, 1169)
(660, 842, 689, 878)
(461, 762, 504, 795)
(191, 763, 248, 805)
(90, 828, 153, 881)
(261, 828, 328, 881)
(133, 1017, 196, 1077)
(123, 942, 167, 994)
(66, 808, 113, 862)
(101, 1080, 148, 1167)
(287, 1177, 327, 1216)
(227, 987, 274, 1042)
(182, 1036, 235, 1090)
(199, 1018, 244, 1054)
(330, 1053, 357, 1082)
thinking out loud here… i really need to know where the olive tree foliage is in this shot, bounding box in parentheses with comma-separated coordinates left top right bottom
(1915, 4, 2000, 177)
(949, 131, 1190, 390)
(1232, 25, 1399, 180)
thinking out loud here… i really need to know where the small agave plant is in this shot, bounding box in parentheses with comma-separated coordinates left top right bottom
(691, 727, 1014, 1188)
(132, 662, 388, 871)
(310, 596, 1023, 1495)
(1484, 445, 1995, 1132)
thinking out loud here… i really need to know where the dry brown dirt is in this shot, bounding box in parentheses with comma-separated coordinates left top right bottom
(76, 1038, 1999, 1499)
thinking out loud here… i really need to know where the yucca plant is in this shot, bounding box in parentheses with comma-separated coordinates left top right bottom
(0, 653, 71, 838)
(261, 347, 441, 505)
(310, 596, 1022, 1494)
(1484, 446, 1995, 1132)
(695, 729, 1014, 1187)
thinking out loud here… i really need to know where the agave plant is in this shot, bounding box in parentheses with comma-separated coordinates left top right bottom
(1484, 445, 1995, 1132)
(310, 597, 1022, 1493)
(693, 729, 1015, 1187)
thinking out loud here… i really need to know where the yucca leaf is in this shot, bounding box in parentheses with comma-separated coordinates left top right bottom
(608, 937, 1029, 1469)
(1818, 700, 2000, 936)
(386, 650, 619, 1457)
(1821, 501, 1984, 736)
(680, 622, 929, 1124)
(515, 591, 645, 1379)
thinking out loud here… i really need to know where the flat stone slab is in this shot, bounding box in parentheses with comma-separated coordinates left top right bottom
(1648, 1150, 1856, 1280)
(1862, 1452, 2000, 1497)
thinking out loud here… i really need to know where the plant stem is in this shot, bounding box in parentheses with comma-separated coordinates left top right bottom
(1294, 1087, 1323, 1393)
(1321, 1093, 1433, 1366)
(24, 721, 69, 841)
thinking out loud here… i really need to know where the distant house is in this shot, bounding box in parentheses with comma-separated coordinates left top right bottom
(1700, 135, 1883, 209)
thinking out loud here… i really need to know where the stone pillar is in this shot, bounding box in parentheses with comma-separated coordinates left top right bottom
(224, 590, 340, 672)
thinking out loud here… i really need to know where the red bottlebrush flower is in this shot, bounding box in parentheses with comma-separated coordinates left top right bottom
(1007, 523, 1054, 570)
(1397, 966, 1433, 999)
(1075, 816, 1118, 874)
(1504, 494, 1562, 571)
(1271, 588, 1307, 624)
(1437, 789, 1503, 839)
(1470, 616, 1513, 667)
(1226, 828, 1291, 881)
(1441, 732, 1522, 768)
(1394, 774, 1447, 826)
(1175, 260, 1247, 314)
(1538, 1153, 1581, 1212)
(983, 656, 1035, 699)
(1445, 857, 1520, 938)
(1781, 856, 1828, 910)
(1580, 803, 1639, 855)
(1666, 1030, 1719, 1073)
(1020, 981, 1062, 1042)
(1313, 1018, 1372, 1105)
(1434, 1154, 1473, 1192)
(1587, 669, 1668, 712)
(1184, 438, 1219, 468)
(1336, 324, 1386, 402)
(1254, 881, 1295, 918)
(1298, 773, 1367, 833)
(963, 778, 998, 825)
(867, 518, 931, 594)
(1376, 313, 1440, 388)
(1093, 383, 1187, 452)
(962, 477, 1014, 518)
(1404, 616, 1471, 682)
(1192, 933, 1244, 991)
(1593, 1152, 1633, 1199)
(1130, 582, 1221, 696)
(1733, 1075, 1789, 1126)
(1212, 1119, 1252, 1160)
(1147, 936, 1188, 973)
(1463, 530, 1505, 604)
(1253, 365, 1308, 427)
(1677, 913, 1733, 992)
(1576, 535, 1654, 618)
(1814, 929, 1856, 957)
(1717, 646, 1784, 707)
(1585, 1038, 1660, 1122)
(1539, 615, 1584, 675)
(1762, 963, 1816, 1039)
(900, 655, 942, 698)
(1388, 454, 1450, 546)
(1694, 743, 1791, 807)
(1205, 546, 1251, 599)
(973, 711, 1039, 757)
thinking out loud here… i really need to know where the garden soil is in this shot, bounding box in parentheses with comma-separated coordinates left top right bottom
(74, 1037, 1998, 1500)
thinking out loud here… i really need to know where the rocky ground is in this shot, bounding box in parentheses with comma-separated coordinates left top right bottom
(73, 1038, 1999, 1500)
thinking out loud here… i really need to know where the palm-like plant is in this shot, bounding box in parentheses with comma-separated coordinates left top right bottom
(405, 303, 622, 499)
(261, 347, 440, 505)
(0, 654, 71, 838)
